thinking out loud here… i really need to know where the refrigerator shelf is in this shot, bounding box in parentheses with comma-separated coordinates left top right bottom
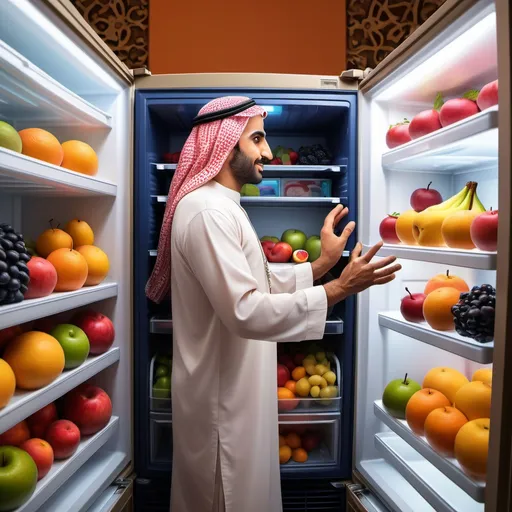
(0, 39, 112, 129)
(379, 311, 493, 363)
(366, 243, 497, 270)
(280, 442, 337, 472)
(375, 433, 484, 512)
(373, 400, 485, 503)
(15, 417, 119, 512)
(382, 107, 498, 174)
(0, 147, 117, 197)
(0, 281, 118, 332)
(152, 163, 346, 175)
(0, 347, 120, 434)
(151, 195, 342, 206)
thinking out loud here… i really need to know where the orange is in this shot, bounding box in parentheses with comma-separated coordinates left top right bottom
(454, 381, 492, 420)
(292, 448, 308, 463)
(76, 245, 109, 286)
(47, 248, 89, 292)
(18, 128, 63, 165)
(61, 140, 99, 176)
(278, 387, 298, 412)
(279, 445, 292, 464)
(0, 420, 30, 446)
(3, 331, 65, 389)
(279, 435, 287, 447)
(424, 270, 469, 295)
(285, 433, 301, 449)
(0, 359, 16, 408)
(423, 287, 461, 331)
(472, 368, 492, 386)
(292, 366, 306, 381)
(284, 380, 296, 395)
(64, 219, 94, 247)
(424, 406, 468, 456)
(423, 367, 469, 404)
(455, 418, 489, 480)
(36, 227, 73, 258)
(405, 388, 451, 436)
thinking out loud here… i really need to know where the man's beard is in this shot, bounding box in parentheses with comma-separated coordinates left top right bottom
(230, 145, 264, 186)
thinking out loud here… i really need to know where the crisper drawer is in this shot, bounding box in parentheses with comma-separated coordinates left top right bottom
(150, 412, 173, 465)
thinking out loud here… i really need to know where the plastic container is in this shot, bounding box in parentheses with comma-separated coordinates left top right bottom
(257, 179, 280, 196)
(281, 178, 332, 197)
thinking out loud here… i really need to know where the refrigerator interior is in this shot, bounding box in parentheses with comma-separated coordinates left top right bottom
(0, 0, 132, 509)
(356, 0, 498, 511)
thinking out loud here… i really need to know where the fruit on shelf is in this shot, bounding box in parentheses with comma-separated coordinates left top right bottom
(451, 284, 495, 343)
(24, 256, 57, 299)
(423, 406, 468, 457)
(284, 380, 296, 394)
(281, 229, 307, 251)
(472, 368, 492, 386)
(0, 359, 15, 408)
(264, 242, 293, 263)
(295, 377, 312, 397)
(50, 324, 90, 370)
(47, 248, 89, 292)
(36, 220, 73, 258)
(18, 128, 63, 166)
(279, 445, 292, 464)
(439, 90, 480, 127)
(278, 354, 296, 374)
(400, 287, 426, 323)
(0, 446, 38, 511)
(279, 427, 323, 464)
(277, 364, 290, 387)
(408, 96, 444, 139)
(153, 373, 171, 399)
(19, 438, 54, 480)
(0, 224, 31, 306)
(410, 182, 443, 213)
(470, 209, 498, 252)
(382, 373, 422, 419)
(277, 387, 298, 411)
(385, 119, 412, 149)
(454, 381, 492, 420)
(292, 448, 308, 463)
(45, 419, 80, 459)
(379, 213, 401, 244)
(405, 388, 451, 436)
(26, 403, 58, 439)
(76, 245, 110, 286)
(292, 250, 309, 263)
(297, 144, 332, 166)
(291, 366, 306, 381)
(2, 331, 65, 390)
(477, 80, 498, 111)
(0, 420, 30, 446)
(285, 432, 301, 449)
(395, 210, 419, 245)
(71, 310, 115, 355)
(424, 270, 469, 295)
(304, 236, 321, 262)
(64, 219, 95, 247)
(260, 236, 280, 243)
(422, 367, 469, 404)
(61, 140, 99, 176)
(454, 418, 489, 480)
(0, 121, 22, 153)
(241, 184, 260, 196)
(423, 287, 461, 331)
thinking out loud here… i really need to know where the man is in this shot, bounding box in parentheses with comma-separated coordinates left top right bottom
(146, 96, 400, 512)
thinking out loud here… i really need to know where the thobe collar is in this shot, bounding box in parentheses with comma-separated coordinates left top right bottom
(205, 180, 241, 204)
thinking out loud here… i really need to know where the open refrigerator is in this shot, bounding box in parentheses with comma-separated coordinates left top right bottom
(1, 0, 511, 511)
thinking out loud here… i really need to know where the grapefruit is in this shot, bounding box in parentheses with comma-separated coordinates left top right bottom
(422, 367, 469, 404)
(0, 121, 22, 153)
(76, 245, 109, 286)
(61, 140, 99, 176)
(47, 248, 89, 292)
(0, 359, 16, 408)
(64, 219, 94, 247)
(454, 381, 492, 420)
(292, 250, 309, 263)
(18, 128, 63, 165)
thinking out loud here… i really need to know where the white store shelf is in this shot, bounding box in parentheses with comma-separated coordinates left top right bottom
(0, 348, 120, 434)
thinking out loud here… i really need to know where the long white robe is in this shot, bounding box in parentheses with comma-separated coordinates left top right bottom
(169, 180, 328, 512)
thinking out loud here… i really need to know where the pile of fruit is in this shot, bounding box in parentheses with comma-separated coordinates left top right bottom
(399, 269, 495, 343)
(379, 181, 498, 252)
(278, 426, 323, 465)
(385, 80, 498, 149)
(260, 229, 321, 264)
(0, 123, 99, 176)
(0, 383, 113, 508)
(268, 144, 333, 166)
(152, 353, 172, 399)
(382, 366, 492, 481)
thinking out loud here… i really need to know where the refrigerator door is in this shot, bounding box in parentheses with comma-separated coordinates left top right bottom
(86, 476, 134, 512)
(346, 483, 390, 512)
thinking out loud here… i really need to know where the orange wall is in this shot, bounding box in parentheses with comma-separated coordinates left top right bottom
(149, 0, 346, 75)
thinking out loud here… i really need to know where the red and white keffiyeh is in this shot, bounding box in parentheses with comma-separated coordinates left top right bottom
(145, 96, 267, 303)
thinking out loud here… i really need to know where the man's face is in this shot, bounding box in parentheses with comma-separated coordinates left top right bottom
(229, 115, 273, 186)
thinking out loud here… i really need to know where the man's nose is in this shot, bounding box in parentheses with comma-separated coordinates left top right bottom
(262, 141, 273, 161)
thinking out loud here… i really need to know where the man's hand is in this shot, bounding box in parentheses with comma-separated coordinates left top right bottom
(312, 205, 356, 280)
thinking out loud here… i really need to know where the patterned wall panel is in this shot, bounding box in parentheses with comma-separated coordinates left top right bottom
(347, 0, 447, 70)
(70, 0, 148, 69)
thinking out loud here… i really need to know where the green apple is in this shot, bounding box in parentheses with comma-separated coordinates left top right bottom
(0, 446, 38, 511)
(50, 324, 90, 370)
(241, 184, 260, 196)
(155, 365, 169, 378)
(305, 235, 322, 262)
(261, 236, 280, 243)
(281, 229, 307, 251)
(155, 376, 171, 390)
(382, 373, 421, 419)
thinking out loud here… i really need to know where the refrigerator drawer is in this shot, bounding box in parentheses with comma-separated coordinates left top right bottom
(149, 354, 172, 412)
(150, 412, 173, 465)
(346, 483, 390, 512)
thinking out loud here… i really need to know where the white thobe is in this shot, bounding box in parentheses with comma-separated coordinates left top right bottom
(169, 180, 328, 512)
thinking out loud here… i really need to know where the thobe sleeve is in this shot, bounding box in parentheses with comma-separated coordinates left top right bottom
(269, 263, 314, 294)
(182, 209, 327, 342)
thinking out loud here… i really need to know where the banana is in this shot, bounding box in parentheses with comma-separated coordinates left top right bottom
(424, 183, 470, 212)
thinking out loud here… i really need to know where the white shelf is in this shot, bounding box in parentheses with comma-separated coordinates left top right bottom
(375, 433, 484, 512)
(152, 163, 344, 174)
(366, 243, 497, 270)
(0, 347, 120, 434)
(151, 195, 341, 206)
(0, 147, 117, 197)
(0, 40, 111, 129)
(16, 417, 119, 512)
(0, 281, 118, 331)
(382, 107, 498, 173)
(379, 311, 493, 363)
(374, 400, 485, 502)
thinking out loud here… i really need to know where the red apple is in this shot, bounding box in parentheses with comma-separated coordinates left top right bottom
(410, 182, 443, 212)
(62, 384, 112, 436)
(26, 403, 58, 439)
(45, 420, 80, 459)
(400, 287, 427, 323)
(470, 209, 498, 252)
(302, 432, 322, 452)
(279, 354, 296, 373)
(409, 110, 442, 139)
(261, 241, 275, 260)
(277, 364, 290, 387)
(24, 257, 58, 299)
(386, 120, 411, 149)
(20, 438, 54, 480)
(266, 242, 293, 263)
(439, 95, 479, 127)
(477, 80, 498, 111)
(0, 420, 30, 446)
(289, 151, 299, 165)
(71, 310, 115, 355)
(379, 213, 400, 244)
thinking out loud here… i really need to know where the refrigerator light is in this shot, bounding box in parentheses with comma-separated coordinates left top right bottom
(261, 105, 283, 115)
